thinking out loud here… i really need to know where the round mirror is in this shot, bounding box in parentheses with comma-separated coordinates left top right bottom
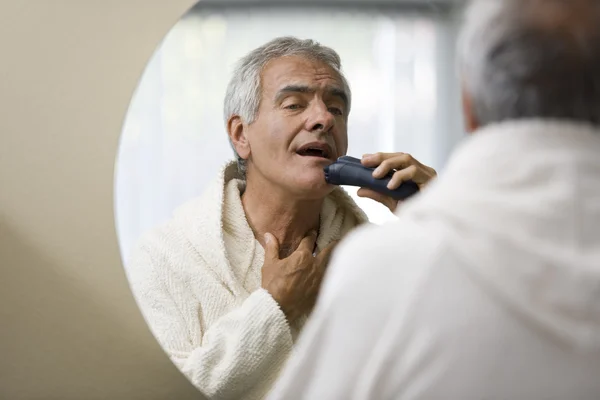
(114, 1, 463, 398)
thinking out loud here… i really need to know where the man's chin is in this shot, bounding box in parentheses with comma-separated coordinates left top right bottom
(290, 176, 335, 199)
(277, 159, 337, 198)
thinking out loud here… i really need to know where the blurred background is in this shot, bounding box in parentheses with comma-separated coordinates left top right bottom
(115, 0, 466, 264)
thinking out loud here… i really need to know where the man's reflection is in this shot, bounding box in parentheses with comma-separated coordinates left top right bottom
(127, 36, 435, 400)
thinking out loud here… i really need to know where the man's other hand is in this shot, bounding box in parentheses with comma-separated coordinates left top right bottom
(261, 231, 338, 323)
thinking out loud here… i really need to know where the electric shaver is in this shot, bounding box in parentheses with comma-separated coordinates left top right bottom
(323, 156, 419, 201)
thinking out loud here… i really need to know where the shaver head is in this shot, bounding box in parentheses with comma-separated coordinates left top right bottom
(323, 162, 342, 185)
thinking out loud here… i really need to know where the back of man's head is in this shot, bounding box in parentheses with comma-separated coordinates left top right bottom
(459, 0, 600, 130)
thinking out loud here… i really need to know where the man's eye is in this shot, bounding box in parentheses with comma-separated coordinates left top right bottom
(285, 104, 302, 110)
(329, 107, 343, 116)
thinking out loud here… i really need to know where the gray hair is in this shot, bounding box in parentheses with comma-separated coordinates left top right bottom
(458, 0, 600, 128)
(223, 36, 352, 177)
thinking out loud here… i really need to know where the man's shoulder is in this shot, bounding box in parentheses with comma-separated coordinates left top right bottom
(320, 214, 450, 307)
(333, 214, 447, 274)
(128, 190, 222, 270)
(132, 163, 233, 254)
(132, 214, 186, 254)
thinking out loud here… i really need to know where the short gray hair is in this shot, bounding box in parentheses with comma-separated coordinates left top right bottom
(458, 0, 600, 127)
(223, 36, 352, 177)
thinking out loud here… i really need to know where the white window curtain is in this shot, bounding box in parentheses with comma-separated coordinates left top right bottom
(115, 5, 462, 264)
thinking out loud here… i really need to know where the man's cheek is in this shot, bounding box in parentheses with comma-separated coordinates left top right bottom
(338, 138, 348, 157)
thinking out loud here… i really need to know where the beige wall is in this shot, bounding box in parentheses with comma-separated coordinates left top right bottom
(0, 1, 204, 398)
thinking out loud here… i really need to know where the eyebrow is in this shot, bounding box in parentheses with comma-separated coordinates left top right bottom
(275, 84, 349, 109)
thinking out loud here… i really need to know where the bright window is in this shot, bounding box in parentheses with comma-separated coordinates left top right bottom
(115, 4, 464, 263)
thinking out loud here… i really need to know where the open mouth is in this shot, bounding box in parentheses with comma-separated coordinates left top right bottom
(296, 142, 333, 160)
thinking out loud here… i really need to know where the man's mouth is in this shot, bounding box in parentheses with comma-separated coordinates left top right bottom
(295, 142, 334, 160)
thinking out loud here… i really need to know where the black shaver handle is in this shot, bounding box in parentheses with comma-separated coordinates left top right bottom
(324, 157, 419, 201)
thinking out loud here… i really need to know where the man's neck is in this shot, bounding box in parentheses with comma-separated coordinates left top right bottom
(241, 177, 323, 259)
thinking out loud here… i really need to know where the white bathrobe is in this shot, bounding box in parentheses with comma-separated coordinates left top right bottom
(267, 119, 600, 400)
(125, 162, 368, 400)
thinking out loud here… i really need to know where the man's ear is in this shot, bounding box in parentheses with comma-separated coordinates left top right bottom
(461, 86, 479, 134)
(227, 115, 251, 160)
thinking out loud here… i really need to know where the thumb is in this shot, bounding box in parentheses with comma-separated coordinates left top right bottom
(315, 239, 340, 268)
(264, 233, 280, 261)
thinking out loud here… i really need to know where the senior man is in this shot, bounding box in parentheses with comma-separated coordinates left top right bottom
(268, 0, 600, 399)
(126, 36, 436, 400)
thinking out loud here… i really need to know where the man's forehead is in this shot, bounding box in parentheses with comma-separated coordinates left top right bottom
(261, 56, 345, 90)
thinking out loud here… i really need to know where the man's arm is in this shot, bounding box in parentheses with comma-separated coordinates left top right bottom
(128, 245, 293, 400)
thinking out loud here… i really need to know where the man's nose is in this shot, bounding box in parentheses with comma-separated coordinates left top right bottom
(307, 101, 335, 132)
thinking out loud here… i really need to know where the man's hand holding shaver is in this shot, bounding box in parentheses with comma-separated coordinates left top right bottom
(358, 152, 437, 212)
